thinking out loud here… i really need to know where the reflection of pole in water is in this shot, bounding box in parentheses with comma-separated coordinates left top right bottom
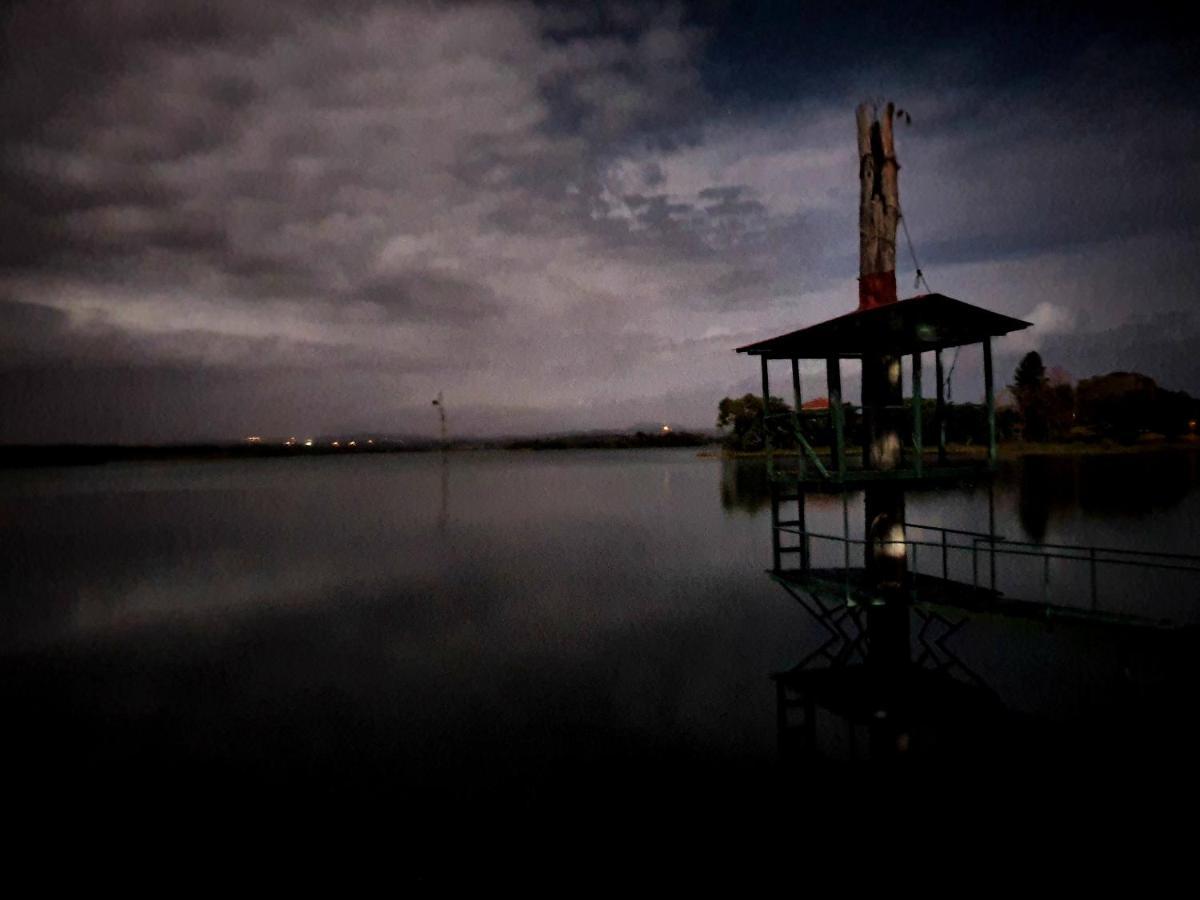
(867, 600, 912, 759)
(431, 391, 447, 447)
(432, 392, 449, 530)
(439, 448, 449, 532)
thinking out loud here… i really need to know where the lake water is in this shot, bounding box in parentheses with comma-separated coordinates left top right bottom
(3, 447, 1199, 837)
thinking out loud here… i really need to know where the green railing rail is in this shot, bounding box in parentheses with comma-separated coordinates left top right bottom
(773, 520, 1200, 616)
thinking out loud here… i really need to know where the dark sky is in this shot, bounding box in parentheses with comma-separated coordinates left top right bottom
(2, 0, 1198, 442)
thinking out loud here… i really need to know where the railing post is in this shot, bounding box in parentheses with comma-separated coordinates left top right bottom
(988, 481, 997, 591)
(911, 540, 919, 602)
(770, 483, 781, 572)
(912, 350, 923, 477)
(942, 529, 949, 581)
(1043, 552, 1050, 604)
(935, 348, 947, 465)
(798, 490, 810, 572)
(761, 355, 773, 479)
(1090, 547, 1098, 609)
(842, 492, 851, 591)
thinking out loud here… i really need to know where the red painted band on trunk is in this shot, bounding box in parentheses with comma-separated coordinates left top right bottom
(858, 270, 897, 310)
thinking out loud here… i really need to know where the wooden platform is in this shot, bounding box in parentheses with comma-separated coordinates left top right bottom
(771, 566, 1182, 630)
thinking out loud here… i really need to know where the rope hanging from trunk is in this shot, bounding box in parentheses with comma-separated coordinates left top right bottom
(898, 206, 960, 402)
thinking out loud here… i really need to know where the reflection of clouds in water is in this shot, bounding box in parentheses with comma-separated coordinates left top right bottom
(65, 559, 384, 642)
(4, 449, 1200, 802)
(12, 451, 1200, 651)
(0, 451, 822, 797)
(9, 451, 784, 660)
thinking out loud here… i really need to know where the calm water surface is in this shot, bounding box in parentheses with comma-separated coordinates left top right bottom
(3, 447, 1199, 830)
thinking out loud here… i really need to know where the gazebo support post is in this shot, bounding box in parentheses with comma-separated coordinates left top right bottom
(935, 349, 946, 464)
(760, 355, 773, 469)
(791, 358, 805, 480)
(912, 351, 923, 477)
(983, 337, 996, 470)
(826, 356, 845, 480)
(762, 356, 781, 570)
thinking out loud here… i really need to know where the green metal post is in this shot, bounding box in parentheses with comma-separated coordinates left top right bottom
(1090, 547, 1098, 609)
(826, 356, 845, 480)
(761, 355, 773, 478)
(770, 486, 781, 571)
(791, 358, 805, 480)
(983, 337, 996, 470)
(912, 350, 923, 477)
(842, 492, 851, 597)
(935, 348, 946, 464)
(988, 480, 997, 591)
(798, 490, 810, 572)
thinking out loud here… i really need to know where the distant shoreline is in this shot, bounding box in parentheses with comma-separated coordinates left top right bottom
(6, 434, 1197, 470)
(0, 431, 716, 469)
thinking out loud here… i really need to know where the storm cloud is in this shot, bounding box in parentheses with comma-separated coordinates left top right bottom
(1, 1, 1197, 441)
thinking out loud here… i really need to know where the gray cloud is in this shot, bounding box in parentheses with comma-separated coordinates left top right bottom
(355, 270, 504, 322)
(1, 2, 1197, 442)
(1040, 311, 1200, 392)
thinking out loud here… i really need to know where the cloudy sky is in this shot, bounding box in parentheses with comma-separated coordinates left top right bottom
(1, 1, 1197, 442)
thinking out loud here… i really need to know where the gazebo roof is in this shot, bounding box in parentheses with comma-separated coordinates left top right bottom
(735, 293, 1032, 359)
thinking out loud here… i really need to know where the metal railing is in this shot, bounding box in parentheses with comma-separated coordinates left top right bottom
(773, 519, 1200, 619)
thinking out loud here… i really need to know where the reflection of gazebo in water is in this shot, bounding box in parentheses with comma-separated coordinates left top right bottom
(735, 103, 1200, 764)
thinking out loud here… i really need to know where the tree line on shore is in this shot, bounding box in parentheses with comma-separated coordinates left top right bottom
(717, 351, 1200, 451)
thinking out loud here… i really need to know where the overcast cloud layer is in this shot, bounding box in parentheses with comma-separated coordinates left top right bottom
(2, 1, 1198, 442)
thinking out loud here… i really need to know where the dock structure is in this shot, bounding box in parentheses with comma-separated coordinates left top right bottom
(735, 103, 1200, 763)
(735, 102, 1032, 624)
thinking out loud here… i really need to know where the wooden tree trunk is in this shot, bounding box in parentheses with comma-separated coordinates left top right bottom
(857, 102, 899, 310)
(857, 102, 907, 592)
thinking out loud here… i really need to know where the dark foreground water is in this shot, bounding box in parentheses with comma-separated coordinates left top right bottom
(2, 448, 1199, 848)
